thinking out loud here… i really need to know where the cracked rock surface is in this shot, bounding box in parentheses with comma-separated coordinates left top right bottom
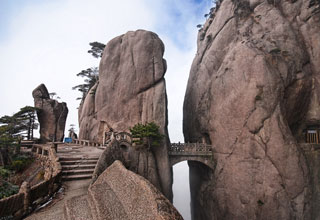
(88, 160, 183, 220)
(183, 0, 320, 219)
(78, 30, 172, 201)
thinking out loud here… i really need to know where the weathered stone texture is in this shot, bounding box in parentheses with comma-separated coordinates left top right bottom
(33, 84, 68, 143)
(92, 140, 162, 190)
(183, 0, 320, 219)
(64, 160, 182, 220)
(300, 144, 320, 220)
(88, 161, 182, 220)
(78, 30, 172, 200)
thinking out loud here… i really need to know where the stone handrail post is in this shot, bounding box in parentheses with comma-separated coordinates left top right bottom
(19, 181, 30, 216)
(51, 142, 58, 153)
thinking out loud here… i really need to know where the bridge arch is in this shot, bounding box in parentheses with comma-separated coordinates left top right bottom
(168, 142, 215, 170)
(170, 156, 215, 170)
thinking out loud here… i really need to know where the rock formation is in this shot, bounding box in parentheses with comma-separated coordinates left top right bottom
(33, 84, 68, 143)
(183, 0, 320, 219)
(78, 30, 172, 200)
(64, 160, 182, 220)
(93, 139, 162, 190)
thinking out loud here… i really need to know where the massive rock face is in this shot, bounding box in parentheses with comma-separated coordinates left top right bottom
(33, 84, 68, 143)
(183, 0, 320, 219)
(78, 30, 172, 200)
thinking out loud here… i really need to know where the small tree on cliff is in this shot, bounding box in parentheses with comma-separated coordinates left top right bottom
(88, 41, 105, 58)
(72, 67, 99, 100)
(73, 41, 105, 101)
(49, 92, 60, 100)
(130, 122, 164, 150)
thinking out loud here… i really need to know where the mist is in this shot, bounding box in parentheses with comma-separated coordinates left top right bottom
(173, 161, 191, 220)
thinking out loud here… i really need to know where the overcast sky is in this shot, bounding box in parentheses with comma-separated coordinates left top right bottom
(0, 0, 212, 219)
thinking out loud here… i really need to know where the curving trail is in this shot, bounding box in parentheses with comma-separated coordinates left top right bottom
(25, 144, 103, 220)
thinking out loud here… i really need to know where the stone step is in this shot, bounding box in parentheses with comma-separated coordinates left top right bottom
(60, 160, 98, 166)
(62, 164, 96, 170)
(62, 174, 92, 181)
(62, 169, 94, 176)
(59, 157, 99, 161)
(64, 195, 94, 220)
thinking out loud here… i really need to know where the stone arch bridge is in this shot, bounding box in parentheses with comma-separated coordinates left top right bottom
(101, 132, 215, 169)
(168, 143, 214, 169)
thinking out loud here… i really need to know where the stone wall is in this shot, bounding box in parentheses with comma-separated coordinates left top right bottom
(0, 144, 62, 219)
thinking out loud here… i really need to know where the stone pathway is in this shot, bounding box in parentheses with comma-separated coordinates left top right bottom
(25, 144, 103, 220)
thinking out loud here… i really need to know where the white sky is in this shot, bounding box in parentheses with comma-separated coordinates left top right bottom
(0, 0, 212, 219)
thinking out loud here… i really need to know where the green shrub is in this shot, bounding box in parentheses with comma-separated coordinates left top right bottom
(10, 160, 25, 172)
(130, 122, 164, 149)
(257, 200, 264, 206)
(0, 181, 19, 199)
(9, 155, 33, 173)
(269, 48, 281, 54)
(0, 167, 11, 179)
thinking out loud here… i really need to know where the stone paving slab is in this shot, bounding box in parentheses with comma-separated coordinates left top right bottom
(25, 179, 91, 220)
(64, 195, 93, 220)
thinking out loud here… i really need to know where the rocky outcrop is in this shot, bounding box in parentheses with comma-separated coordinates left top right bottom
(33, 84, 68, 143)
(64, 160, 183, 220)
(92, 139, 162, 190)
(183, 0, 320, 219)
(78, 30, 172, 200)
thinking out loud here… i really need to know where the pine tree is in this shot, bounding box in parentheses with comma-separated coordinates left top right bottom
(0, 106, 39, 141)
(130, 122, 164, 149)
(73, 42, 105, 100)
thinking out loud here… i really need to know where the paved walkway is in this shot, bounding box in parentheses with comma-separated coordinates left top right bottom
(25, 144, 103, 220)
(25, 179, 90, 220)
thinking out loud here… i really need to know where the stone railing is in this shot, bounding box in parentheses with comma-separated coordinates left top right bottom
(74, 132, 132, 147)
(20, 140, 38, 148)
(169, 142, 213, 155)
(0, 144, 62, 219)
(114, 132, 132, 143)
(73, 139, 101, 147)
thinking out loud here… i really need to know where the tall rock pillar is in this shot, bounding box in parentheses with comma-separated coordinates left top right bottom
(33, 84, 68, 143)
(78, 30, 173, 200)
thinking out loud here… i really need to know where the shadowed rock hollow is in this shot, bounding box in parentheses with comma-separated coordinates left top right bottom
(78, 30, 172, 200)
(33, 84, 68, 143)
(183, 0, 320, 219)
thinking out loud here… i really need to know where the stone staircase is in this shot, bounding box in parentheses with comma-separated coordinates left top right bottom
(25, 144, 104, 220)
(60, 156, 99, 181)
